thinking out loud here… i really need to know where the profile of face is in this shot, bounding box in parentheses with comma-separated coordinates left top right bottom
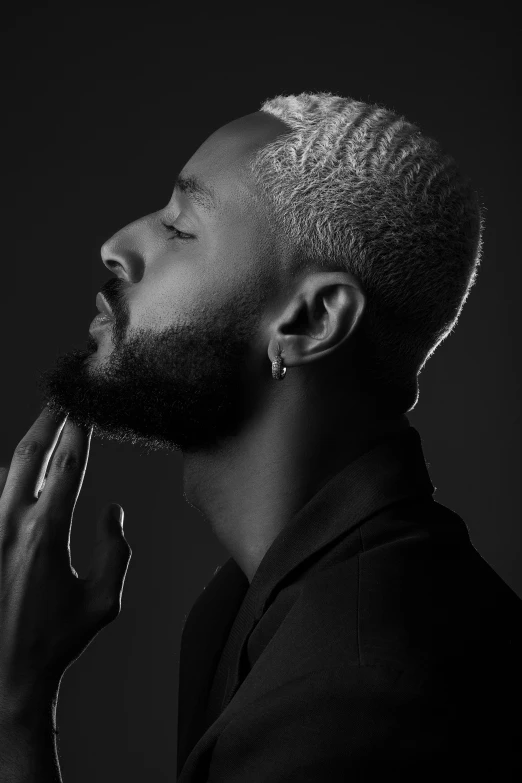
(37, 112, 292, 455)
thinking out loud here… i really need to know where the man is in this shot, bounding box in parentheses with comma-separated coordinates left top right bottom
(0, 92, 520, 781)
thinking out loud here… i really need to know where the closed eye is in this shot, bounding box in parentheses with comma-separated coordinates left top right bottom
(160, 220, 193, 240)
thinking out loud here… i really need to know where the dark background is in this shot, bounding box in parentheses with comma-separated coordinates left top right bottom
(1, 2, 519, 780)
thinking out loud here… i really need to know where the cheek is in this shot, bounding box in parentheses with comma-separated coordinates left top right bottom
(207, 221, 273, 301)
(128, 222, 271, 332)
(128, 244, 228, 331)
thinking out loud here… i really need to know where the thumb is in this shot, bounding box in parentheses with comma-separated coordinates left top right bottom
(86, 503, 132, 621)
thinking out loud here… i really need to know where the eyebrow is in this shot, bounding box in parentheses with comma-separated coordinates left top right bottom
(173, 172, 217, 213)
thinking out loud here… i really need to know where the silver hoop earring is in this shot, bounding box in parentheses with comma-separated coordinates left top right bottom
(271, 343, 287, 381)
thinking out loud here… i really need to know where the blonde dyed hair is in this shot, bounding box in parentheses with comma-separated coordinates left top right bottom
(249, 92, 484, 412)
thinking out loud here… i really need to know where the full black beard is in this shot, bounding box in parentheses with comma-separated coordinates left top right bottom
(37, 286, 269, 456)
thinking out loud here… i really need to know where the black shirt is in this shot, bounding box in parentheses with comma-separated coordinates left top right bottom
(177, 426, 522, 781)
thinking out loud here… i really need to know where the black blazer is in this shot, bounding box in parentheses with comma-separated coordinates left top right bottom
(177, 427, 522, 781)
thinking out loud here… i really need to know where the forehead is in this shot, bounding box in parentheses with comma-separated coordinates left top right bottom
(179, 111, 291, 211)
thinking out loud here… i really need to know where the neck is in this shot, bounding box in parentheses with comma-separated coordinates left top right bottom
(181, 386, 409, 584)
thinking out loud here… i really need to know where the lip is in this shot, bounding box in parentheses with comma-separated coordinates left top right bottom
(89, 313, 113, 334)
(96, 292, 114, 318)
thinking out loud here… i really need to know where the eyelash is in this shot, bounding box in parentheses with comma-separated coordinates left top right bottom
(160, 220, 193, 240)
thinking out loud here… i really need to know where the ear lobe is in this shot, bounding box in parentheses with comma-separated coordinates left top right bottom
(267, 272, 366, 366)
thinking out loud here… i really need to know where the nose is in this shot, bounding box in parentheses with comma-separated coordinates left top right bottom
(100, 223, 145, 283)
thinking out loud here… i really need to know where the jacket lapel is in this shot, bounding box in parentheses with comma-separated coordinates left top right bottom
(176, 558, 248, 778)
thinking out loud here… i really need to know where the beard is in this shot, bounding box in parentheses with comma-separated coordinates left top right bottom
(36, 277, 270, 456)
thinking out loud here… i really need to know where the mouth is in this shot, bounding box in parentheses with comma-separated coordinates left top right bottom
(90, 291, 115, 335)
(89, 312, 113, 334)
(95, 292, 114, 318)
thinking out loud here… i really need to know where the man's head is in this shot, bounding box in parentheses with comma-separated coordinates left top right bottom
(38, 92, 483, 454)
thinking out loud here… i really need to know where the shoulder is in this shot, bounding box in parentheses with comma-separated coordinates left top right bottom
(250, 526, 522, 677)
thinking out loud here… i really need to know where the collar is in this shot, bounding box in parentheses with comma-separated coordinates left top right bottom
(241, 425, 434, 622)
(177, 425, 435, 774)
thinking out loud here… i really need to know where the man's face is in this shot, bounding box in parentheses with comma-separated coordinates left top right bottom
(37, 111, 292, 454)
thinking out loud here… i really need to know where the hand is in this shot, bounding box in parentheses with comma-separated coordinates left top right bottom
(0, 406, 132, 714)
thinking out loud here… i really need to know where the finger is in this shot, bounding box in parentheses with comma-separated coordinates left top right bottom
(37, 417, 93, 535)
(0, 406, 68, 508)
(86, 504, 132, 622)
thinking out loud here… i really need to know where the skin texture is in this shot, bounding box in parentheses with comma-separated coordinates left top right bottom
(37, 110, 409, 583)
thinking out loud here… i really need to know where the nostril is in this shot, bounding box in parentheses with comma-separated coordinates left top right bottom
(101, 237, 144, 283)
(105, 259, 122, 272)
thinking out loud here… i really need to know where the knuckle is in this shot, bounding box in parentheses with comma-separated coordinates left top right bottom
(14, 440, 42, 461)
(53, 450, 80, 472)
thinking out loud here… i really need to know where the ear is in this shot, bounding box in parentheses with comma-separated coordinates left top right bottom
(268, 270, 365, 368)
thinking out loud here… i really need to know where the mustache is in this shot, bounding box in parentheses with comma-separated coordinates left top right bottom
(99, 278, 128, 316)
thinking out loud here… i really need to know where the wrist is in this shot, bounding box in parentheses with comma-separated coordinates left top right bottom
(0, 679, 59, 732)
(0, 698, 61, 783)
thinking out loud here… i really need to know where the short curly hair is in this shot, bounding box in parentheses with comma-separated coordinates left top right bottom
(249, 92, 484, 412)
